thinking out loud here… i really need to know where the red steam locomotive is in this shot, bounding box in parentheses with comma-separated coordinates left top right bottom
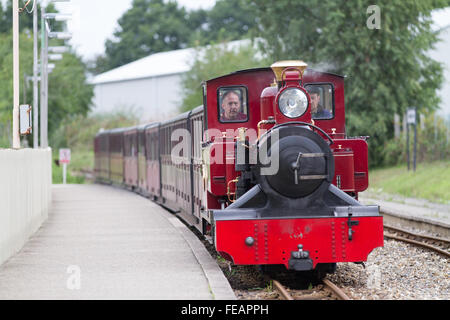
(94, 61, 384, 277)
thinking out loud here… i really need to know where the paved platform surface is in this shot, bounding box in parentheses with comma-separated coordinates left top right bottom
(360, 191, 450, 229)
(0, 185, 235, 300)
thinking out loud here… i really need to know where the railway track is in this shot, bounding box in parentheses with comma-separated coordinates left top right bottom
(383, 224, 450, 258)
(272, 279, 351, 300)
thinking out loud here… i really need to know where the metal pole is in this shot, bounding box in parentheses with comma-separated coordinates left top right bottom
(406, 123, 410, 171)
(63, 163, 67, 184)
(33, 0, 39, 148)
(12, 0, 20, 149)
(413, 123, 417, 172)
(40, 6, 48, 148)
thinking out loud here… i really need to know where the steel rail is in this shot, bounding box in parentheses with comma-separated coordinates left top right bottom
(322, 279, 351, 300)
(272, 278, 351, 300)
(272, 280, 294, 300)
(384, 225, 450, 247)
(384, 233, 450, 258)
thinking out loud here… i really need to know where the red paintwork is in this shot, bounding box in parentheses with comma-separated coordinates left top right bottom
(215, 216, 384, 269)
(205, 68, 350, 207)
(332, 139, 369, 193)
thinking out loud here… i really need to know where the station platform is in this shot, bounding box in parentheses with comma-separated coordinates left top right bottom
(0, 185, 235, 300)
(359, 191, 450, 236)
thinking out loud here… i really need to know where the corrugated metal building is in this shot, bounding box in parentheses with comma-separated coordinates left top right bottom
(90, 39, 253, 122)
(430, 24, 450, 118)
(91, 47, 194, 122)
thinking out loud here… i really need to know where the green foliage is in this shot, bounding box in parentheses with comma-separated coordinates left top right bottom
(380, 113, 449, 166)
(98, 0, 195, 72)
(0, 1, 59, 33)
(0, 2, 93, 148)
(0, 32, 33, 146)
(50, 110, 139, 183)
(190, 0, 258, 46)
(250, 0, 449, 166)
(0, 32, 93, 147)
(50, 109, 139, 152)
(93, 0, 258, 74)
(180, 40, 271, 112)
(47, 52, 94, 135)
(52, 157, 86, 184)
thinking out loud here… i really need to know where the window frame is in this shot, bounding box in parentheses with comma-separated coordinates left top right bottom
(304, 82, 336, 120)
(217, 85, 249, 124)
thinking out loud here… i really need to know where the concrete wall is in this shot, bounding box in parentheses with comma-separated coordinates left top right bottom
(0, 148, 52, 266)
(92, 73, 183, 122)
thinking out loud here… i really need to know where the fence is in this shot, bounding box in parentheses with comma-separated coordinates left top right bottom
(0, 148, 52, 266)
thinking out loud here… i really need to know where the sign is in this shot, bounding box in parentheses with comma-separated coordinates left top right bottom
(19, 104, 32, 135)
(59, 149, 71, 164)
(407, 108, 416, 125)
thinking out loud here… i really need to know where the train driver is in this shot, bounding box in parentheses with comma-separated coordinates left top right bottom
(220, 90, 247, 122)
(308, 86, 332, 119)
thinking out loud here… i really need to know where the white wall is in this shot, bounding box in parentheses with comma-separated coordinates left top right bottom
(430, 26, 450, 117)
(0, 148, 52, 266)
(92, 73, 183, 122)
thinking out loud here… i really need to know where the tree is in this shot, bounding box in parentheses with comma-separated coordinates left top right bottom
(47, 52, 94, 136)
(99, 0, 196, 72)
(0, 1, 59, 33)
(94, 0, 260, 74)
(0, 32, 33, 146)
(190, 0, 258, 45)
(250, 0, 449, 166)
(180, 40, 271, 112)
(0, 19, 93, 147)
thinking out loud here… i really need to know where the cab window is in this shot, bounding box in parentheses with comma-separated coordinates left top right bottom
(305, 84, 334, 120)
(218, 87, 248, 123)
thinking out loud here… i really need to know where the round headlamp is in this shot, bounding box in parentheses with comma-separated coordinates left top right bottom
(278, 88, 308, 118)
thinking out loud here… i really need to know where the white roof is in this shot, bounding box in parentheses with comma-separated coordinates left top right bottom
(91, 39, 254, 85)
(91, 47, 195, 85)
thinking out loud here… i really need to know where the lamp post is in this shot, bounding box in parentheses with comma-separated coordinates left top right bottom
(33, 0, 39, 148)
(40, 2, 72, 148)
(12, 0, 20, 149)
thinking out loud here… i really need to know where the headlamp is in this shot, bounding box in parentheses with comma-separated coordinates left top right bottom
(278, 88, 308, 118)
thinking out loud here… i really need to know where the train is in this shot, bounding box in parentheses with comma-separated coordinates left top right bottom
(94, 60, 384, 278)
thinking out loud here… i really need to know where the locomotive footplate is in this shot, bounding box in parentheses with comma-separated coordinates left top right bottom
(212, 212, 384, 270)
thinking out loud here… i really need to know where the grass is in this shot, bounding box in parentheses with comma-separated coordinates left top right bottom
(368, 161, 450, 204)
(52, 149, 93, 184)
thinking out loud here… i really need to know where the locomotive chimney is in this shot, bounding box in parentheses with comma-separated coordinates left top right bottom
(271, 60, 308, 83)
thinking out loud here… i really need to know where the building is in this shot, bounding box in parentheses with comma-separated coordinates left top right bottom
(430, 24, 450, 118)
(90, 39, 253, 122)
(90, 47, 194, 122)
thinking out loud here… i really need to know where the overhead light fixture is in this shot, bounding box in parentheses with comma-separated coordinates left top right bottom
(43, 13, 72, 21)
(48, 46, 69, 53)
(48, 32, 72, 40)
